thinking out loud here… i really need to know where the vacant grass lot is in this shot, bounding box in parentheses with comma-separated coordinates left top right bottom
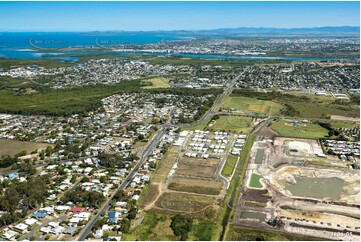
(152, 152, 178, 183)
(138, 184, 160, 208)
(123, 213, 178, 241)
(271, 120, 329, 139)
(222, 156, 238, 177)
(168, 177, 223, 195)
(288, 101, 359, 119)
(175, 163, 217, 178)
(123, 213, 217, 241)
(181, 157, 220, 166)
(210, 116, 253, 133)
(219, 95, 283, 115)
(231, 89, 359, 119)
(329, 121, 360, 129)
(0, 139, 51, 156)
(155, 192, 215, 213)
(142, 77, 171, 89)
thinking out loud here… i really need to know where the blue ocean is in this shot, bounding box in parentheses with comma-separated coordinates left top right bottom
(0, 32, 345, 62)
(0, 32, 187, 59)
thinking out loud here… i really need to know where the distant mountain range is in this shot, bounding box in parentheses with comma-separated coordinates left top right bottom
(84, 26, 360, 37)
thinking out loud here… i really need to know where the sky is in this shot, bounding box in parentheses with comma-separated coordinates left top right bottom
(0, 1, 359, 31)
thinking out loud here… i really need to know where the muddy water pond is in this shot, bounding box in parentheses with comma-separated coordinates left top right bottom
(284, 177, 344, 200)
(240, 211, 267, 221)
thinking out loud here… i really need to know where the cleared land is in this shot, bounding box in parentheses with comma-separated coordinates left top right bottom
(181, 157, 220, 166)
(175, 163, 217, 178)
(271, 120, 329, 139)
(155, 192, 215, 213)
(142, 77, 171, 89)
(0, 139, 51, 156)
(168, 177, 223, 195)
(219, 95, 283, 115)
(210, 116, 253, 133)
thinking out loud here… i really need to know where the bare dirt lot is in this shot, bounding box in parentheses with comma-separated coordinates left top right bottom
(175, 163, 217, 178)
(168, 177, 223, 195)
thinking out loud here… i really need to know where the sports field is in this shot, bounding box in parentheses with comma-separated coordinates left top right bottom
(219, 96, 283, 115)
(210, 116, 253, 133)
(271, 120, 329, 139)
(0, 139, 51, 156)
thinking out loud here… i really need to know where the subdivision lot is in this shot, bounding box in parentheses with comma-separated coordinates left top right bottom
(155, 192, 215, 213)
(181, 156, 220, 166)
(168, 177, 223, 195)
(219, 95, 283, 115)
(175, 163, 217, 178)
(0, 139, 51, 156)
(209, 115, 253, 133)
(271, 120, 328, 139)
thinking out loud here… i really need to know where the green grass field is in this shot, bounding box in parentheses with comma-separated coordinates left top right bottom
(249, 173, 263, 188)
(209, 116, 253, 133)
(271, 120, 329, 139)
(142, 77, 171, 89)
(219, 95, 283, 115)
(123, 213, 217, 241)
(222, 156, 238, 177)
(123, 213, 178, 241)
(329, 121, 360, 129)
(0, 139, 51, 156)
(288, 101, 359, 119)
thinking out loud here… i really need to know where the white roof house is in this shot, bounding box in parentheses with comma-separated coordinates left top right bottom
(14, 223, 28, 231)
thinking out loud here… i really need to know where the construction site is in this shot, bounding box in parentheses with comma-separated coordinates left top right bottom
(233, 126, 360, 241)
(139, 130, 243, 217)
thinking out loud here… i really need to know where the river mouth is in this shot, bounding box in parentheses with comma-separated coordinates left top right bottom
(283, 177, 345, 200)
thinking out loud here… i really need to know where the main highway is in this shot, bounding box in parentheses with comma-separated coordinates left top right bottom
(182, 67, 248, 128)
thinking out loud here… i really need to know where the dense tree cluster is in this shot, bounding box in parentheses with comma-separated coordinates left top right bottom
(98, 152, 126, 168)
(0, 155, 18, 168)
(170, 215, 193, 241)
(0, 175, 50, 226)
(61, 187, 105, 208)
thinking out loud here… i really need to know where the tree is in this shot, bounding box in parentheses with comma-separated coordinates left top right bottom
(120, 219, 131, 233)
(170, 215, 193, 241)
